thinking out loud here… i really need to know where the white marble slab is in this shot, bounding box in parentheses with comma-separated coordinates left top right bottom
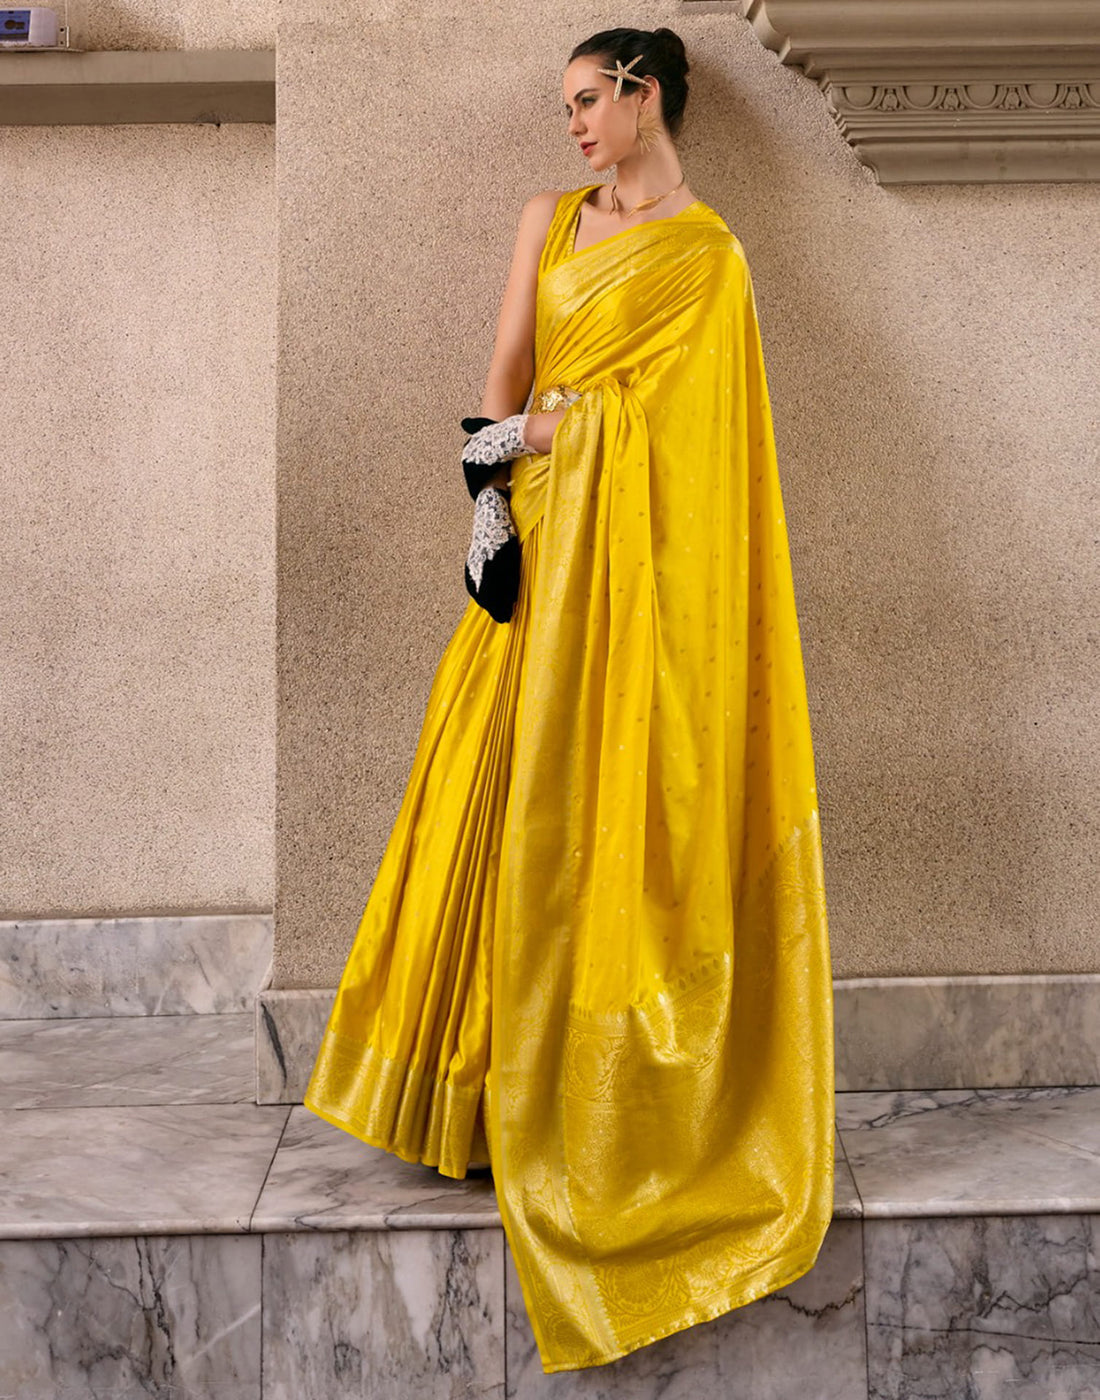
(252, 1109, 857, 1232)
(834, 973, 1100, 1090)
(0, 1102, 289, 1239)
(252, 1105, 501, 1231)
(837, 1086, 1100, 1215)
(0, 914, 273, 1018)
(0, 1012, 254, 1108)
(864, 1214, 1100, 1399)
(0, 1233, 261, 1399)
(834, 1130, 862, 1218)
(262, 1228, 506, 1399)
(259, 973, 1100, 1106)
(255, 986, 333, 1102)
(505, 1219, 866, 1397)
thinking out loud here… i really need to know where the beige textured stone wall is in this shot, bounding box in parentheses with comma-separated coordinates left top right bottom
(273, 2, 1097, 982)
(61, 0, 275, 51)
(2, 125, 275, 916)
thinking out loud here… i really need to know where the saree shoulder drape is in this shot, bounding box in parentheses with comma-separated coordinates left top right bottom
(304, 183, 834, 1373)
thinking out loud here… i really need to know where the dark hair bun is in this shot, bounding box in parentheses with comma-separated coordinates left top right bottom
(652, 28, 689, 77)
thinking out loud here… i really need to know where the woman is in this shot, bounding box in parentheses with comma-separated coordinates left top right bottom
(304, 26, 835, 1374)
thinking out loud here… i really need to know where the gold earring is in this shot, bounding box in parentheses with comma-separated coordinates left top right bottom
(636, 90, 663, 154)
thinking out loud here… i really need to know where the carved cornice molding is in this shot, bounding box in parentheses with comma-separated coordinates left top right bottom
(743, 0, 1100, 182)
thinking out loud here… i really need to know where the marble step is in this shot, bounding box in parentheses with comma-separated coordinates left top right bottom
(0, 1011, 255, 1109)
(1, 1013, 1098, 1398)
(4, 1085, 1099, 1239)
(3, 1012, 1099, 1231)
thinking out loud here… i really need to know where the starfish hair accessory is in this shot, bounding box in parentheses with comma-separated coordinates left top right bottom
(597, 53, 651, 102)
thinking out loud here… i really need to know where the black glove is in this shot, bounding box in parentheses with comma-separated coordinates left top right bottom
(460, 413, 535, 500)
(464, 484, 521, 624)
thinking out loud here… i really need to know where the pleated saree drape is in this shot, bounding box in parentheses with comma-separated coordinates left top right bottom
(304, 183, 834, 1373)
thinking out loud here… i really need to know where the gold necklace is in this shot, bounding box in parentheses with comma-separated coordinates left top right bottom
(609, 174, 686, 218)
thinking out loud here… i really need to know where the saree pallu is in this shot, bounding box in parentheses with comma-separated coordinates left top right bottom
(305, 183, 834, 1373)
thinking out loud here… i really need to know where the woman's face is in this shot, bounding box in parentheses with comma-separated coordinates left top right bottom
(562, 56, 653, 171)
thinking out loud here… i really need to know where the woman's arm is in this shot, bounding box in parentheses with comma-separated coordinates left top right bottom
(477, 191, 565, 487)
(521, 408, 566, 454)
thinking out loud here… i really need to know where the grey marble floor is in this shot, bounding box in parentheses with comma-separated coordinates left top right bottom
(2, 1013, 1099, 1399)
(0, 1234, 263, 1400)
(4, 1012, 1100, 1235)
(864, 1214, 1100, 1400)
(251, 1103, 502, 1232)
(0, 1011, 255, 1109)
(0, 1100, 289, 1238)
(839, 1085, 1100, 1216)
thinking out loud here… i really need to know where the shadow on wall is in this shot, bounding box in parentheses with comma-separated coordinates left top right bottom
(686, 48, 1098, 978)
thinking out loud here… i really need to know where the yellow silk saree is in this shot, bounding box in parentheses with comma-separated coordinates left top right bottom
(304, 183, 834, 1373)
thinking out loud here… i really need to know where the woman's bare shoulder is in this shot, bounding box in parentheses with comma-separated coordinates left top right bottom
(519, 187, 565, 229)
(523, 188, 568, 218)
(511, 189, 567, 257)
